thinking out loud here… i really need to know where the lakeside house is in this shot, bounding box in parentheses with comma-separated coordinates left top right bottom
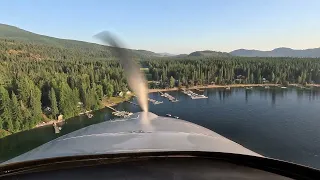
(44, 107, 51, 112)
(118, 91, 124, 97)
(57, 114, 63, 121)
(77, 102, 83, 108)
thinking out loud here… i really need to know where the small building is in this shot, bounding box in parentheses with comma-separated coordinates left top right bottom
(77, 102, 83, 108)
(44, 107, 51, 112)
(236, 75, 246, 79)
(57, 114, 63, 121)
(118, 91, 124, 97)
(126, 91, 131, 95)
(262, 78, 269, 83)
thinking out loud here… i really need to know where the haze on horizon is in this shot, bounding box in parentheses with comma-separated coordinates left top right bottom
(1, 0, 320, 54)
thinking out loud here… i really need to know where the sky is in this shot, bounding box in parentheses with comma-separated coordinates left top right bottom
(1, 0, 320, 54)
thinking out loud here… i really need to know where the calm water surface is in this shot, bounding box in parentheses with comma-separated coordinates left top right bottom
(1, 87, 320, 169)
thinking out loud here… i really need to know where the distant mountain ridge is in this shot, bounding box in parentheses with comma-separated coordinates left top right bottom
(158, 52, 176, 57)
(1, 24, 320, 58)
(230, 47, 320, 58)
(187, 50, 231, 57)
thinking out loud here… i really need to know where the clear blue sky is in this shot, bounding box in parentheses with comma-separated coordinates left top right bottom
(1, 0, 320, 54)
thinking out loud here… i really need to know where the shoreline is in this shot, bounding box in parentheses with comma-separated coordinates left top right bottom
(148, 83, 320, 93)
(16, 83, 320, 133)
(35, 95, 134, 128)
(148, 84, 275, 93)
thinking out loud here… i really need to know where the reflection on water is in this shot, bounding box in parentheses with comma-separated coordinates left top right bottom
(1, 87, 320, 170)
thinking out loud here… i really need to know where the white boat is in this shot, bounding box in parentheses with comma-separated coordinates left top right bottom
(281, 86, 287, 89)
(87, 113, 93, 118)
(166, 114, 172, 117)
(191, 95, 208, 99)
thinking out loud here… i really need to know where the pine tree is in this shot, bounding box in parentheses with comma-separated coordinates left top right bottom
(170, 76, 175, 88)
(49, 88, 59, 119)
(11, 92, 22, 131)
(59, 82, 74, 118)
(106, 83, 114, 97)
(29, 86, 42, 125)
(271, 72, 275, 83)
(96, 84, 103, 100)
(0, 86, 12, 132)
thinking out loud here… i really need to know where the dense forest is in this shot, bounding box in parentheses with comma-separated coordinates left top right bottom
(1, 38, 320, 138)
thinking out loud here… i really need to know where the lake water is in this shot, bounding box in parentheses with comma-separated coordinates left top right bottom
(1, 87, 320, 169)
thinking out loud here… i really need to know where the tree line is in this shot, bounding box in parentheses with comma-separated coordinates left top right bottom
(1, 38, 320, 137)
(144, 57, 320, 88)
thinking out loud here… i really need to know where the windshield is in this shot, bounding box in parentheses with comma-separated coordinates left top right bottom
(1, 0, 320, 170)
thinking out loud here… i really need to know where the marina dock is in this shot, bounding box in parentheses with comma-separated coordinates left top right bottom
(148, 98, 163, 105)
(53, 123, 60, 134)
(106, 106, 133, 118)
(160, 92, 179, 102)
(182, 89, 208, 99)
(195, 88, 204, 92)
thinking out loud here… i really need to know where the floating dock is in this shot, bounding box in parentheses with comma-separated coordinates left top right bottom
(195, 88, 204, 92)
(182, 89, 208, 99)
(106, 106, 133, 118)
(160, 92, 179, 102)
(148, 98, 163, 105)
(53, 123, 60, 134)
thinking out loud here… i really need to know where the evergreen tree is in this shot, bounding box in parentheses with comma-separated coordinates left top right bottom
(49, 88, 59, 119)
(59, 82, 74, 118)
(11, 92, 22, 131)
(0, 86, 12, 132)
(29, 86, 42, 125)
(170, 76, 175, 88)
(96, 84, 103, 100)
(106, 83, 114, 97)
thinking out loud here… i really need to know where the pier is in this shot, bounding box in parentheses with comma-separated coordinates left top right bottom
(195, 88, 204, 92)
(106, 106, 133, 118)
(160, 92, 179, 102)
(148, 98, 163, 105)
(182, 89, 208, 99)
(53, 123, 61, 134)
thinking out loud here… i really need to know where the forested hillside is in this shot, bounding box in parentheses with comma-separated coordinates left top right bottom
(1, 27, 320, 138)
(0, 24, 162, 59)
(231, 47, 320, 58)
